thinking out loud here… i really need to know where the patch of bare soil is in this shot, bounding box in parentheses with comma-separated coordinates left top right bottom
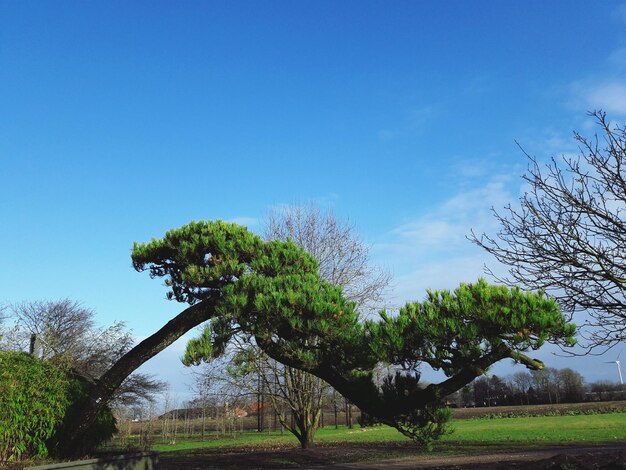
(158, 443, 626, 469)
(395, 446, 626, 470)
(159, 442, 419, 469)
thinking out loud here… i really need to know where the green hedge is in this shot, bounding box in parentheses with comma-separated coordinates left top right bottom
(0, 352, 117, 462)
(0, 352, 70, 462)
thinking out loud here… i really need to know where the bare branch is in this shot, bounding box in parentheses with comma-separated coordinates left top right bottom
(472, 111, 626, 351)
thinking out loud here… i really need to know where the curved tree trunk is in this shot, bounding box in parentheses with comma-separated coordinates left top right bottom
(58, 301, 214, 457)
(257, 334, 525, 426)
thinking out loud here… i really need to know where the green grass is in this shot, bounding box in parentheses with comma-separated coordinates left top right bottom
(146, 412, 626, 454)
(446, 413, 626, 446)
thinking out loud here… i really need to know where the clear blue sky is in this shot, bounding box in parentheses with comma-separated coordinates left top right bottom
(2, 1, 626, 399)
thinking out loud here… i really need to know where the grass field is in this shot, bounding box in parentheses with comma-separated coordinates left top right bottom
(445, 413, 626, 447)
(94, 402, 626, 470)
(144, 411, 626, 454)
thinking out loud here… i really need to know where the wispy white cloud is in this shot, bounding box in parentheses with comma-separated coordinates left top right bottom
(377, 129, 401, 141)
(382, 177, 516, 259)
(567, 42, 626, 117)
(608, 47, 626, 70)
(375, 115, 599, 308)
(462, 73, 494, 95)
(390, 253, 506, 307)
(449, 156, 504, 179)
(374, 171, 520, 308)
(407, 105, 438, 131)
(583, 81, 626, 115)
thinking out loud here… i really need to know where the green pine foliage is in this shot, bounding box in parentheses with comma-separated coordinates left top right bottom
(368, 279, 576, 375)
(132, 220, 264, 304)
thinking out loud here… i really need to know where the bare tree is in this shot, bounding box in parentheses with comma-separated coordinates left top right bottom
(259, 204, 390, 447)
(8, 299, 165, 406)
(0, 305, 21, 352)
(0, 304, 6, 345)
(472, 111, 626, 350)
(244, 351, 325, 447)
(531, 367, 561, 404)
(265, 204, 391, 314)
(190, 370, 213, 440)
(511, 371, 533, 404)
(557, 368, 585, 403)
(12, 299, 96, 363)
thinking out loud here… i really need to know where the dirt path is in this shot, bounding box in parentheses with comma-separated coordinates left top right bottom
(159, 443, 626, 469)
(302, 444, 626, 469)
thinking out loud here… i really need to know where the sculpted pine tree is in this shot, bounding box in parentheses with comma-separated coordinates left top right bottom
(63, 221, 576, 455)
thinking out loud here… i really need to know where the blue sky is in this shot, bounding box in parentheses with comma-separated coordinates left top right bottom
(2, 1, 626, 400)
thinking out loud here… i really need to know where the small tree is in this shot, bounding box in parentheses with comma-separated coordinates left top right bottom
(473, 111, 626, 350)
(226, 347, 325, 448)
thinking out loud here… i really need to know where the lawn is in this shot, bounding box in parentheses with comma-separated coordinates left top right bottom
(148, 412, 626, 453)
(445, 413, 626, 448)
(146, 413, 626, 469)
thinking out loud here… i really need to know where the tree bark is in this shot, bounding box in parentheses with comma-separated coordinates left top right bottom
(299, 427, 315, 449)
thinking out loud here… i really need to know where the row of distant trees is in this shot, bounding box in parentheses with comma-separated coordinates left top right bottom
(465, 368, 586, 406)
(449, 368, 624, 408)
(115, 379, 361, 443)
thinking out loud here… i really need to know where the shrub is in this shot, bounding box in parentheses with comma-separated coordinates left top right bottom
(394, 405, 453, 451)
(48, 374, 117, 457)
(0, 352, 70, 462)
(380, 371, 452, 450)
(0, 352, 117, 462)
